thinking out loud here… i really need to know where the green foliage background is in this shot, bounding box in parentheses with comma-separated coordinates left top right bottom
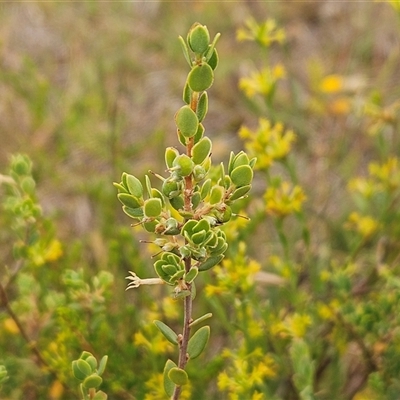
(1, 1, 400, 399)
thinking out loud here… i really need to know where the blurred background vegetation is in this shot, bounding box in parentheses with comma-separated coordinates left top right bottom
(2, 1, 400, 399)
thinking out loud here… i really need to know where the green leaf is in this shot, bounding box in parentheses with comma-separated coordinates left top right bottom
(192, 191, 201, 208)
(154, 320, 179, 345)
(185, 266, 198, 283)
(193, 123, 205, 144)
(196, 91, 208, 122)
(187, 63, 214, 92)
(163, 359, 177, 397)
(175, 105, 199, 138)
(232, 151, 249, 170)
(230, 165, 254, 187)
(85, 355, 97, 371)
(198, 255, 224, 271)
(189, 313, 212, 327)
(188, 23, 210, 53)
(200, 179, 212, 199)
(228, 185, 251, 202)
(144, 198, 162, 218)
(125, 174, 143, 198)
(83, 374, 103, 389)
(145, 174, 152, 198)
(143, 220, 158, 233)
(97, 355, 108, 376)
(192, 136, 212, 165)
(122, 206, 143, 219)
(165, 147, 180, 169)
(178, 35, 192, 67)
(168, 367, 188, 386)
(113, 182, 128, 193)
(169, 195, 184, 211)
(73, 359, 92, 380)
(187, 326, 210, 359)
(209, 186, 224, 204)
(205, 32, 221, 62)
(183, 81, 192, 104)
(207, 48, 219, 70)
(117, 193, 142, 209)
(93, 391, 108, 400)
(72, 360, 88, 381)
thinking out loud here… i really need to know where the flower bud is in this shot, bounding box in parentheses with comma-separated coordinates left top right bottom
(173, 154, 195, 177)
(162, 180, 181, 198)
(193, 165, 206, 182)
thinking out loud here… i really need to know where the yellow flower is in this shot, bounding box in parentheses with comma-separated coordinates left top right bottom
(44, 239, 63, 262)
(286, 313, 312, 338)
(3, 318, 19, 334)
(329, 97, 351, 115)
(264, 182, 306, 217)
(346, 212, 379, 238)
(162, 297, 180, 321)
(348, 177, 377, 198)
(317, 303, 334, 320)
(319, 74, 344, 93)
(133, 325, 173, 355)
(237, 17, 285, 47)
(239, 65, 286, 99)
(218, 346, 276, 399)
(369, 157, 400, 191)
(205, 242, 261, 297)
(49, 380, 64, 399)
(239, 118, 296, 170)
(145, 373, 191, 400)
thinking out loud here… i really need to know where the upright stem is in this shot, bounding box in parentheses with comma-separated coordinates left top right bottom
(172, 91, 199, 400)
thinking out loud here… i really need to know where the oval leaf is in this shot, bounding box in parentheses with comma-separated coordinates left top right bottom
(230, 165, 254, 187)
(168, 367, 188, 386)
(154, 320, 178, 345)
(118, 193, 142, 209)
(196, 91, 208, 122)
(76, 359, 92, 378)
(97, 355, 108, 376)
(187, 326, 210, 359)
(192, 136, 212, 165)
(175, 105, 199, 138)
(126, 174, 143, 198)
(93, 391, 108, 400)
(188, 23, 210, 53)
(72, 360, 87, 381)
(163, 359, 177, 397)
(187, 64, 214, 92)
(144, 198, 162, 218)
(83, 374, 103, 389)
(198, 255, 224, 271)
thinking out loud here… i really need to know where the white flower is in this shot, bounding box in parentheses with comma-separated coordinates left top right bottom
(125, 271, 164, 290)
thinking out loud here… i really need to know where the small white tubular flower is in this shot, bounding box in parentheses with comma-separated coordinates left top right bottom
(125, 271, 164, 290)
